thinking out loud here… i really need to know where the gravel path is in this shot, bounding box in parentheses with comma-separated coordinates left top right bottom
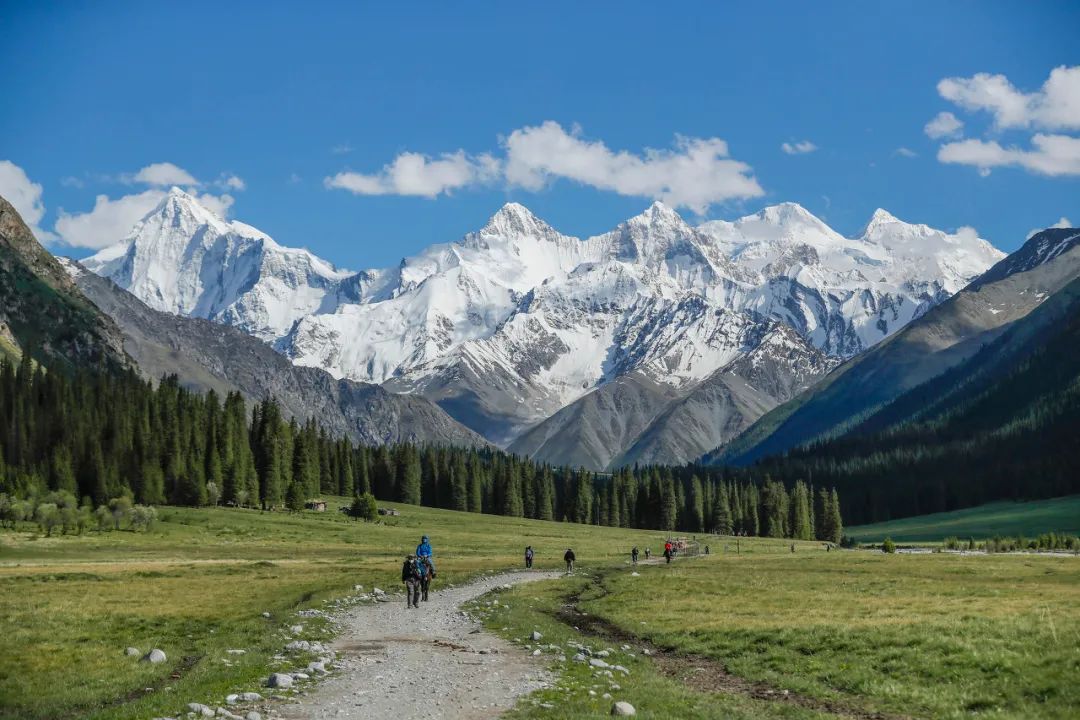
(276, 571, 560, 720)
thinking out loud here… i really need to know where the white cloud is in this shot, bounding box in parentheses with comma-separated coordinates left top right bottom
(1026, 217, 1074, 239)
(937, 66, 1080, 131)
(131, 162, 199, 187)
(326, 122, 764, 212)
(216, 174, 246, 191)
(0, 160, 57, 242)
(781, 140, 817, 155)
(325, 151, 500, 198)
(502, 121, 763, 212)
(938, 134, 1080, 176)
(54, 189, 235, 250)
(893, 147, 918, 158)
(54, 190, 165, 249)
(924, 111, 964, 140)
(954, 226, 980, 244)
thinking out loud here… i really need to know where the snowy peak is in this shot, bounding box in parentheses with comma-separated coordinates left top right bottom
(479, 202, 555, 239)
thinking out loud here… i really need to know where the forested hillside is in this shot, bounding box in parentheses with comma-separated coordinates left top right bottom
(746, 277, 1080, 525)
(0, 353, 843, 540)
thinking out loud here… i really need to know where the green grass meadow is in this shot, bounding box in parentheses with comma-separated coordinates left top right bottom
(847, 495, 1080, 542)
(1, 500, 1078, 720)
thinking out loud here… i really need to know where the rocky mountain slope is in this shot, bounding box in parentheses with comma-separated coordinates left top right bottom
(749, 268, 1080, 524)
(714, 226, 1080, 466)
(83, 189, 1004, 463)
(65, 261, 487, 448)
(0, 194, 129, 370)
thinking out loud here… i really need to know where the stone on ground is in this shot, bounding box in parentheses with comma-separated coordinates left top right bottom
(124, 646, 140, 656)
(140, 648, 167, 664)
(266, 673, 293, 689)
(186, 702, 214, 717)
(612, 701, 637, 716)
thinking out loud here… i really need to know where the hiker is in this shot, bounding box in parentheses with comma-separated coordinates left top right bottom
(525, 545, 534, 569)
(704, 545, 710, 555)
(402, 555, 423, 609)
(416, 535, 435, 576)
(631, 546, 639, 564)
(644, 547, 651, 560)
(664, 540, 673, 564)
(419, 556, 433, 602)
(563, 548, 576, 574)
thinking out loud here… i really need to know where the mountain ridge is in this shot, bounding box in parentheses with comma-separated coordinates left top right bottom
(82, 190, 1005, 464)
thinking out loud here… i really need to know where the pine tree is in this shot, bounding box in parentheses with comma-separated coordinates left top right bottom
(398, 444, 422, 505)
(828, 488, 844, 544)
(660, 476, 677, 530)
(687, 475, 705, 533)
(790, 480, 813, 540)
(713, 482, 733, 535)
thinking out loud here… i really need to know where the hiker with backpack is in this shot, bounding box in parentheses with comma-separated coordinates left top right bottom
(401, 555, 424, 609)
(563, 548, 576, 574)
(631, 546, 639, 564)
(525, 546, 534, 569)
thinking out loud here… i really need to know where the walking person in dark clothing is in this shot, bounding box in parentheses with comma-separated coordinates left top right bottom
(644, 547, 651, 560)
(631, 546, 639, 564)
(563, 548, 576, 574)
(402, 555, 422, 609)
(525, 546, 534, 569)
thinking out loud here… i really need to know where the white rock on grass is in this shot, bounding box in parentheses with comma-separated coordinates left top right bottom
(530, 631, 543, 641)
(225, 694, 239, 705)
(572, 653, 586, 663)
(186, 703, 214, 717)
(246, 714, 261, 720)
(239, 692, 262, 702)
(124, 647, 140, 657)
(266, 673, 293, 689)
(226, 649, 246, 655)
(531, 649, 541, 656)
(307, 661, 328, 674)
(141, 649, 167, 664)
(260, 612, 271, 618)
(589, 658, 610, 669)
(289, 625, 304, 635)
(215, 708, 242, 719)
(612, 701, 637, 716)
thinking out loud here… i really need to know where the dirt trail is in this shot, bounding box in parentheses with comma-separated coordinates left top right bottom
(276, 571, 559, 720)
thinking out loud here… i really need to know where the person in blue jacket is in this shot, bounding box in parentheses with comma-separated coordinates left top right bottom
(416, 535, 435, 576)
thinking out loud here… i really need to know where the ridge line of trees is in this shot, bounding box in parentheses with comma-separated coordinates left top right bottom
(0, 355, 843, 541)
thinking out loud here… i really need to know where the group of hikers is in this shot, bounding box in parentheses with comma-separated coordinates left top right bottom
(402, 535, 703, 607)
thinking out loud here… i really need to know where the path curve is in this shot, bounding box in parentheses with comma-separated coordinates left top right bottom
(277, 570, 560, 720)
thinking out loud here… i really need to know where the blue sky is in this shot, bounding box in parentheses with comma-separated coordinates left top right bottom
(2, 1, 1078, 269)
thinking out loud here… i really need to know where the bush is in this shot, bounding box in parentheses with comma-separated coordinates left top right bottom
(93, 505, 112, 531)
(108, 496, 132, 530)
(882, 537, 896, 554)
(350, 492, 378, 521)
(35, 503, 60, 536)
(129, 505, 157, 532)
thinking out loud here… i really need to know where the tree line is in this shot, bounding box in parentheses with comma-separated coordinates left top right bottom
(0, 354, 843, 540)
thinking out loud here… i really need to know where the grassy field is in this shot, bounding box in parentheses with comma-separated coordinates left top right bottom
(2, 502, 1078, 720)
(846, 495, 1080, 542)
(0, 499, 656, 720)
(487, 549, 1080, 720)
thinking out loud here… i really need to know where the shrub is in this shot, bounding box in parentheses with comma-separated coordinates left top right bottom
(350, 493, 378, 521)
(108, 496, 132, 530)
(129, 505, 157, 532)
(35, 503, 60, 536)
(882, 537, 896, 554)
(93, 505, 112, 531)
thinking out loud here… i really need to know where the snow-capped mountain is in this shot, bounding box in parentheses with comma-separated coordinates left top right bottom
(82, 187, 354, 341)
(83, 189, 1005, 457)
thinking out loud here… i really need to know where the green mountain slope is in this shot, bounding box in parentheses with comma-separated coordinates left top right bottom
(713, 227, 1080, 465)
(748, 272, 1080, 524)
(0, 195, 129, 371)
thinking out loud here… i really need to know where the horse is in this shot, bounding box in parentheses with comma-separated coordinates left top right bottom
(419, 557, 434, 602)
